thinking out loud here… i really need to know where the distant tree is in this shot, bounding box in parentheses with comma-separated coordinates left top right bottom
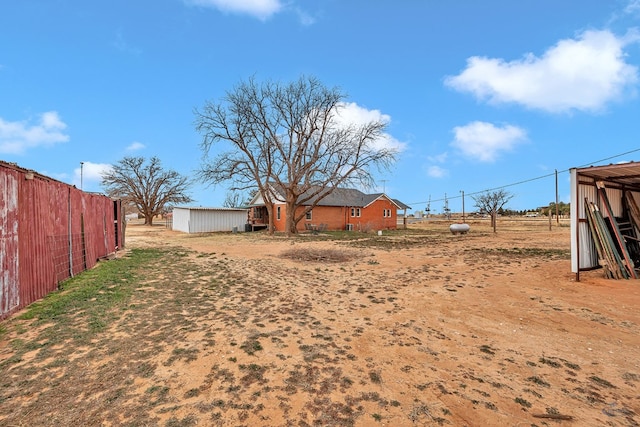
(101, 156, 193, 226)
(222, 190, 253, 208)
(543, 201, 570, 218)
(194, 75, 397, 235)
(472, 189, 514, 232)
(222, 191, 242, 208)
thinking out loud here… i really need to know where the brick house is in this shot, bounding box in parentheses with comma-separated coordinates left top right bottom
(248, 185, 410, 232)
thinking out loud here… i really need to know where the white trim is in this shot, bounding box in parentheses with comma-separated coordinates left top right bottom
(363, 193, 403, 209)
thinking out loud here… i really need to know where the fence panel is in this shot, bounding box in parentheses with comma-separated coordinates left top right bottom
(0, 161, 123, 320)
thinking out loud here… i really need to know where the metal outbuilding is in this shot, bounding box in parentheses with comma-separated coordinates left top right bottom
(1, 161, 124, 320)
(172, 206, 249, 233)
(570, 162, 640, 280)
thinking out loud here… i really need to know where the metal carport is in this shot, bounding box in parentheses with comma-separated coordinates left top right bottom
(570, 161, 640, 280)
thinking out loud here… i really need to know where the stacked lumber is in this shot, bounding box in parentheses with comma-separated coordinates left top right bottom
(584, 200, 629, 279)
(596, 182, 637, 279)
(584, 182, 640, 279)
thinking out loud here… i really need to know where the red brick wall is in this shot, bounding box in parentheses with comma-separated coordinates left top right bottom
(273, 203, 287, 232)
(272, 204, 348, 232)
(359, 198, 398, 231)
(271, 196, 399, 232)
(298, 205, 349, 231)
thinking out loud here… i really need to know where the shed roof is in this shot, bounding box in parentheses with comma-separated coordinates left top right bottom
(574, 161, 640, 190)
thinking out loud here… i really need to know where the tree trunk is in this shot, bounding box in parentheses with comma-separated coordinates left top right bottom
(263, 204, 273, 235)
(285, 198, 297, 236)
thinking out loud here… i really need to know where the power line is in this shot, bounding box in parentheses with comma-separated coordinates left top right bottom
(408, 147, 640, 206)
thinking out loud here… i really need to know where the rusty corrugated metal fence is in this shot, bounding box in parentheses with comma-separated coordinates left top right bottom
(1, 161, 124, 320)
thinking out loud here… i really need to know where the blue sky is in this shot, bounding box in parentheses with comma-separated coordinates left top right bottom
(2, 0, 640, 213)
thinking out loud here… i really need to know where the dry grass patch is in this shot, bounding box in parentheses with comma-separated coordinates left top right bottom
(279, 247, 360, 263)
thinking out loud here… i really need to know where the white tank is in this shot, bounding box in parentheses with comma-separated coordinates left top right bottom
(449, 223, 470, 234)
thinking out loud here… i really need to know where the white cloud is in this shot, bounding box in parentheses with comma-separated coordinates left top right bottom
(184, 0, 282, 20)
(445, 30, 639, 113)
(624, 0, 640, 15)
(126, 141, 145, 151)
(0, 111, 69, 154)
(334, 102, 407, 153)
(75, 162, 113, 189)
(427, 152, 448, 164)
(427, 165, 448, 178)
(451, 121, 526, 162)
(295, 7, 316, 26)
(424, 152, 449, 178)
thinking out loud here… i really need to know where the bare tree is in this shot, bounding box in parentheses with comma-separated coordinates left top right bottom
(194, 75, 397, 235)
(222, 190, 252, 208)
(472, 189, 514, 232)
(101, 156, 192, 226)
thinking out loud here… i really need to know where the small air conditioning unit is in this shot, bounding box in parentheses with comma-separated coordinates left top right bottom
(346, 223, 353, 231)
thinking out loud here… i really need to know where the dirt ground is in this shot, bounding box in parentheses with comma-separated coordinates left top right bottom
(1, 218, 639, 426)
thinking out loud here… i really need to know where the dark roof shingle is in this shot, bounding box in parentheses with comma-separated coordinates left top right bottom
(270, 183, 410, 209)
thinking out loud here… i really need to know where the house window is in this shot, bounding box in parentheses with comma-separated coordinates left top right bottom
(306, 209, 312, 220)
(254, 207, 262, 219)
(383, 209, 392, 217)
(350, 208, 361, 217)
(277, 206, 281, 220)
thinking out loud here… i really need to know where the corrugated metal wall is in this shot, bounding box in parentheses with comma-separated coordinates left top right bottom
(0, 169, 19, 317)
(172, 207, 248, 233)
(190, 209, 247, 233)
(172, 207, 191, 233)
(1, 162, 124, 320)
(571, 172, 598, 272)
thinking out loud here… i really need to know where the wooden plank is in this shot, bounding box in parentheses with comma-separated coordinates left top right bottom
(584, 200, 615, 279)
(532, 413, 574, 421)
(592, 203, 627, 279)
(588, 201, 625, 279)
(596, 182, 637, 279)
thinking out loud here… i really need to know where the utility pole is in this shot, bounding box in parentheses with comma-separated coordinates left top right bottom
(80, 162, 84, 191)
(425, 195, 431, 218)
(443, 193, 451, 219)
(555, 169, 559, 225)
(460, 190, 465, 223)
